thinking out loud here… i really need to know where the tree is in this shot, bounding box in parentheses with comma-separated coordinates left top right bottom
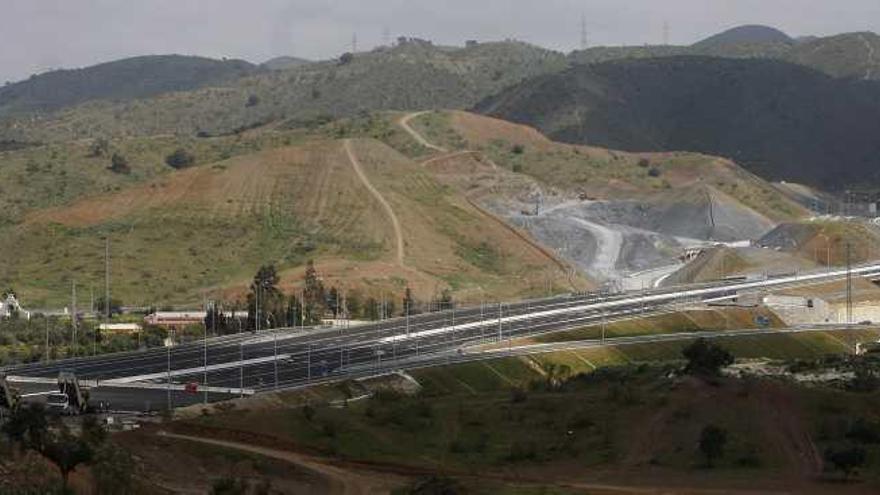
(699, 424, 727, 467)
(326, 287, 340, 317)
(437, 289, 454, 312)
(339, 52, 354, 65)
(205, 302, 231, 335)
(2, 403, 48, 450)
(95, 296, 124, 317)
(402, 287, 418, 316)
(247, 265, 284, 330)
(285, 294, 303, 327)
(364, 297, 380, 321)
(682, 338, 734, 376)
(42, 425, 93, 490)
(303, 260, 325, 324)
(825, 446, 866, 478)
(90, 137, 110, 157)
(109, 152, 131, 174)
(245, 94, 260, 107)
(165, 148, 196, 169)
(92, 442, 135, 494)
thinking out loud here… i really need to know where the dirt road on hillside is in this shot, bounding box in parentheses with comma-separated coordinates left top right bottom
(158, 431, 393, 494)
(398, 112, 448, 152)
(344, 139, 405, 266)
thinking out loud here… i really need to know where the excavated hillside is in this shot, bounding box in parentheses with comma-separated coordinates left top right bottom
(401, 110, 808, 283)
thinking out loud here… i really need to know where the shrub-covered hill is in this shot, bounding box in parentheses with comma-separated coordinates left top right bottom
(0, 55, 258, 117)
(476, 56, 880, 190)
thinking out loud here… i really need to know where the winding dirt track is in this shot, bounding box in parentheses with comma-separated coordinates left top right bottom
(158, 431, 384, 494)
(344, 139, 405, 267)
(398, 112, 448, 152)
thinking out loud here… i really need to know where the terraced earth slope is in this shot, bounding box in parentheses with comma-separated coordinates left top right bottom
(1, 135, 581, 307)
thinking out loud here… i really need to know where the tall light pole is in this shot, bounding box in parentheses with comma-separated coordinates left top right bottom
(203, 302, 209, 405)
(166, 329, 172, 410)
(45, 317, 50, 363)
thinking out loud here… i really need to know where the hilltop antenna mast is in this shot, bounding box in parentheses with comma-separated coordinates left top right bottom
(580, 14, 589, 50)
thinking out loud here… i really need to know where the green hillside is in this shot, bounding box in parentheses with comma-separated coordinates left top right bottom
(476, 56, 880, 190)
(571, 28, 880, 82)
(0, 55, 258, 117)
(0, 41, 567, 143)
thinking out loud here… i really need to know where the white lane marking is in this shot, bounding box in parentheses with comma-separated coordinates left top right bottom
(102, 354, 292, 384)
(380, 264, 880, 343)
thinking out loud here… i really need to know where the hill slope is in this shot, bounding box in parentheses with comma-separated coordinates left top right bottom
(397, 110, 805, 281)
(0, 55, 258, 117)
(0, 41, 567, 143)
(476, 57, 880, 190)
(571, 28, 880, 81)
(1, 135, 579, 306)
(693, 25, 793, 49)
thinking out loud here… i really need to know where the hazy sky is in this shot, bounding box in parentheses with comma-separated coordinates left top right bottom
(3, 0, 880, 83)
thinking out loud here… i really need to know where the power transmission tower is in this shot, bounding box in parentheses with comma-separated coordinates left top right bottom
(382, 26, 391, 47)
(580, 14, 589, 50)
(352, 32, 358, 53)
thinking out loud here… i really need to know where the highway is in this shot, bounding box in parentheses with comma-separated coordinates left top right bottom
(6, 262, 880, 412)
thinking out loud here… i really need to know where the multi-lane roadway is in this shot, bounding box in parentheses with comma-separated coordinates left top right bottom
(7, 262, 880, 411)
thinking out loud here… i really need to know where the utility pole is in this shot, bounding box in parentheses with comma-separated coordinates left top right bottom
(239, 342, 244, 399)
(71, 280, 77, 358)
(167, 329, 172, 410)
(352, 32, 358, 53)
(497, 302, 503, 341)
(663, 20, 670, 45)
(382, 26, 390, 47)
(204, 301, 209, 404)
(847, 242, 853, 324)
(45, 317, 50, 363)
(105, 237, 110, 322)
(273, 329, 278, 390)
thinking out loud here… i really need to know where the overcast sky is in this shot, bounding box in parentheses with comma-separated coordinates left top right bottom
(3, 0, 880, 84)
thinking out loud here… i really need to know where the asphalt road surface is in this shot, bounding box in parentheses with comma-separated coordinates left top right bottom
(7, 262, 880, 411)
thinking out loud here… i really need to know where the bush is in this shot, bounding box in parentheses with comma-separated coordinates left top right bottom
(245, 94, 260, 107)
(511, 144, 525, 154)
(682, 338, 733, 376)
(165, 148, 196, 169)
(699, 424, 728, 467)
(825, 445, 866, 478)
(339, 52, 354, 65)
(637, 157, 650, 168)
(648, 166, 662, 177)
(403, 476, 465, 495)
(108, 153, 131, 174)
